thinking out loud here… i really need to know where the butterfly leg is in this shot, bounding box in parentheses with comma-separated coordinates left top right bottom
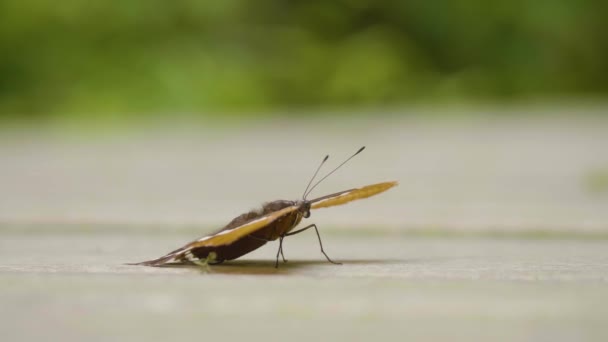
(285, 224, 341, 265)
(249, 235, 287, 267)
(280, 241, 288, 263)
(274, 236, 288, 268)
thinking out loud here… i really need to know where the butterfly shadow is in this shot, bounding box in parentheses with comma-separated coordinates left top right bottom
(146, 258, 402, 276)
(208, 258, 403, 276)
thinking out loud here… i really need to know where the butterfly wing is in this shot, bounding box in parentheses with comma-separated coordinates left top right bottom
(310, 181, 398, 209)
(131, 205, 299, 266)
(191, 181, 397, 245)
(188, 205, 299, 248)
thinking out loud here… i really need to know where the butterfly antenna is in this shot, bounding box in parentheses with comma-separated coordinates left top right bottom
(304, 146, 365, 200)
(302, 154, 330, 199)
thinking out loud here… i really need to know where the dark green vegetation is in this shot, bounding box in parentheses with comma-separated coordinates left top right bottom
(1, 1, 607, 118)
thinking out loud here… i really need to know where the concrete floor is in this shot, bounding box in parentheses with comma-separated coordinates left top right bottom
(1, 230, 608, 341)
(2, 110, 608, 341)
(1, 112, 607, 232)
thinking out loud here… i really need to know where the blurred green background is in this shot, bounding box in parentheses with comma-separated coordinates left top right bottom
(1, 0, 607, 120)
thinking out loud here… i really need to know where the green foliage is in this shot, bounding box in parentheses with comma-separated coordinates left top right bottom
(0, 0, 606, 117)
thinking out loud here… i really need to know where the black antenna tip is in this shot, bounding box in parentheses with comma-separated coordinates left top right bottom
(323, 155, 329, 162)
(356, 146, 366, 154)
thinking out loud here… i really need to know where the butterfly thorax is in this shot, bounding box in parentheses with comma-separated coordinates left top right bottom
(216, 200, 306, 241)
(256, 200, 306, 240)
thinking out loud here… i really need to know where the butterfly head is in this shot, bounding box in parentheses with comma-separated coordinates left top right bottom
(296, 200, 312, 218)
(298, 146, 365, 219)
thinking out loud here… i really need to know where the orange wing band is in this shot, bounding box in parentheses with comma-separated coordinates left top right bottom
(311, 181, 398, 209)
(189, 205, 299, 248)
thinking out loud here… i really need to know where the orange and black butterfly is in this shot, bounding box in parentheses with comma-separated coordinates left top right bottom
(132, 147, 397, 268)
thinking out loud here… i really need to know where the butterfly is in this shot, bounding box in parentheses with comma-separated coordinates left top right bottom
(132, 147, 397, 268)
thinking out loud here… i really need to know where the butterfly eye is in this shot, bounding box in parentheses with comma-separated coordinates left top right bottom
(304, 202, 312, 218)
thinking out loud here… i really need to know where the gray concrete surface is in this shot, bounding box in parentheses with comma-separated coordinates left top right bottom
(2, 110, 608, 341)
(1, 230, 608, 341)
(1, 111, 607, 232)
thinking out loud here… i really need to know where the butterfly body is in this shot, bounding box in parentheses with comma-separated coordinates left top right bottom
(134, 199, 313, 266)
(131, 146, 396, 268)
